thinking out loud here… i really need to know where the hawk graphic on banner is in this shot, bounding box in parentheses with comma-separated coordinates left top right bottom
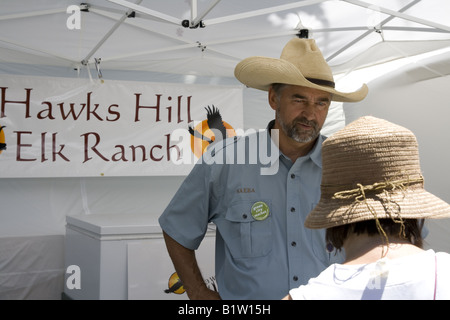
(188, 105, 236, 158)
(0, 126, 6, 154)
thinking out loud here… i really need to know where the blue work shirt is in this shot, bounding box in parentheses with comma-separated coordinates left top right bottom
(159, 121, 343, 299)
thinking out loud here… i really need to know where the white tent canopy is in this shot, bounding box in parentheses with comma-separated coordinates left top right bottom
(1, 0, 449, 299)
(1, 0, 450, 76)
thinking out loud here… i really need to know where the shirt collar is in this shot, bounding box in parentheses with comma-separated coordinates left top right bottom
(309, 134, 324, 168)
(266, 120, 324, 169)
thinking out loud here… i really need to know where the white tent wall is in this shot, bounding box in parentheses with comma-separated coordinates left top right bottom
(0, 176, 187, 299)
(1, 0, 450, 300)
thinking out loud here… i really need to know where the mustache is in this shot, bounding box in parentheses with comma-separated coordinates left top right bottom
(293, 117, 318, 129)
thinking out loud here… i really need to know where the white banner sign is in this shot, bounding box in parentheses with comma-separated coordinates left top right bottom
(0, 75, 243, 177)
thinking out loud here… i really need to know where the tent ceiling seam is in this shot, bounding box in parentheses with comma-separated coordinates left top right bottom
(0, 37, 77, 63)
(0, 8, 65, 21)
(342, 0, 450, 33)
(327, 0, 422, 62)
(202, 0, 326, 26)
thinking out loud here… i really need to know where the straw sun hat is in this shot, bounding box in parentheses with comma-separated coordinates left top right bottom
(234, 37, 368, 102)
(304, 116, 450, 229)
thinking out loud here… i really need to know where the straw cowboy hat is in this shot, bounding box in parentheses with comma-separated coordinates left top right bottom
(234, 37, 368, 102)
(305, 116, 450, 229)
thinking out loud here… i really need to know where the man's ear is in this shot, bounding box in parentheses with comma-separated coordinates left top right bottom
(268, 86, 278, 111)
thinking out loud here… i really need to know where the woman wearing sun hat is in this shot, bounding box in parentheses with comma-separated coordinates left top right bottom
(284, 116, 450, 300)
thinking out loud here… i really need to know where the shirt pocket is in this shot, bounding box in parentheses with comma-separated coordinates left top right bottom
(223, 200, 273, 259)
(308, 202, 345, 266)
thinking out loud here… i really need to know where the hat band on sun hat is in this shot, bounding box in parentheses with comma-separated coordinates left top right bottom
(320, 175, 425, 226)
(306, 77, 335, 88)
(326, 176, 425, 202)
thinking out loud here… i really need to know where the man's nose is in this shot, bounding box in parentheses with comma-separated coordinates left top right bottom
(301, 102, 317, 119)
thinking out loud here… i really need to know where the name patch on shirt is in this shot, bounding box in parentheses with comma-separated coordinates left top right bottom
(236, 187, 255, 194)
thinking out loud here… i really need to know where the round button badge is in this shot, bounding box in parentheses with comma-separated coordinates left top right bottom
(251, 201, 270, 221)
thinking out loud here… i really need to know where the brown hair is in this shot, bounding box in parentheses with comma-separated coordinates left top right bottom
(325, 218, 425, 251)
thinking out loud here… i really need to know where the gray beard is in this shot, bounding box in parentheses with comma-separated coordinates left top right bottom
(276, 111, 320, 143)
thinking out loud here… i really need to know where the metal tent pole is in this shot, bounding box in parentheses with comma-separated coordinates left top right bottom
(88, 8, 202, 61)
(81, 0, 143, 66)
(107, 0, 181, 25)
(343, 0, 450, 32)
(191, 0, 198, 24)
(190, 0, 222, 28)
(327, 0, 422, 62)
(89, 3, 233, 62)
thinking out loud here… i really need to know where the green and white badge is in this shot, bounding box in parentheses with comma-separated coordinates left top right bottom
(251, 201, 270, 221)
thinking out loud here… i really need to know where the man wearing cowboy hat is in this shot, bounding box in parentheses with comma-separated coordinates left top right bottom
(159, 37, 368, 299)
